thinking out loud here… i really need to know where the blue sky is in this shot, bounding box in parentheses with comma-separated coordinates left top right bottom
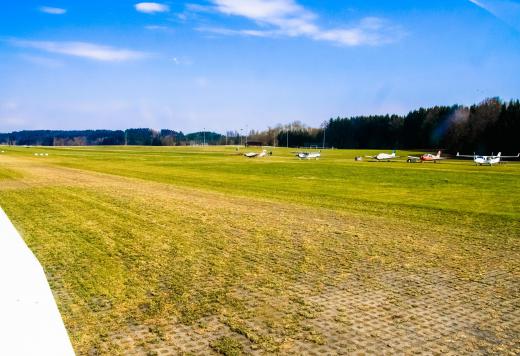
(0, 0, 519, 133)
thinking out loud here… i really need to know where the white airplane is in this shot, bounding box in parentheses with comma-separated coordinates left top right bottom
(297, 152, 321, 160)
(366, 150, 400, 161)
(407, 150, 446, 163)
(244, 149, 267, 158)
(456, 152, 519, 165)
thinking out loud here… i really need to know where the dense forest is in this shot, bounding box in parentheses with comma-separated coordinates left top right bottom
(323, 98, 519, 153)
(265, 98, 519, 153)
(1, 98, 518, 153)
(0, 129, 224, 146)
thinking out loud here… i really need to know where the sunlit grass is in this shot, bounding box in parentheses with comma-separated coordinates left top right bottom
(0, 146, 518, 354)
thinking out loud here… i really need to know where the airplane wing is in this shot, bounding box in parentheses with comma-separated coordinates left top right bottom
(456, 152, 475, 158)
(500, 153, 520, 158)
(365, 155, 376, 158)
(407, 155, 420, 159)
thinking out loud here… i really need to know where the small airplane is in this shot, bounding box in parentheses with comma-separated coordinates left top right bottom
(244, 149, 267, 158)
(456, 152, 519, 165)
(407, 150, 445, 163)
(296, 151, 321, 160)
(366, 150, 400, 161)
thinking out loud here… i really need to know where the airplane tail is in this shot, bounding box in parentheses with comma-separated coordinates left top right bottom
(436, 150, 441, 157)
(497, 152, 501, 157)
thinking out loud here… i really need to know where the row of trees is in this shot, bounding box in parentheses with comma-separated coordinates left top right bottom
(0, 129, 226, 146)
(248, 98, 519, 153)
(0, 130, 125, 146)
(1, 98, 518, 153)
(325, 98, 519, 153)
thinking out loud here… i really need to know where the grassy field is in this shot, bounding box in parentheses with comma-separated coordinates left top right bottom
(0, 146, 518, 355)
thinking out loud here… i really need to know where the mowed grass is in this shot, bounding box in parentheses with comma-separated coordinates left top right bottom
(0, 146, 518, 354)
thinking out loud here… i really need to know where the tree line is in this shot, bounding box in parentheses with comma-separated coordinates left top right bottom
(249, 97, 519, 153)
(0, 98, 518, 153)
(325, 98, 519, 153)
(0, 128, 225, 146)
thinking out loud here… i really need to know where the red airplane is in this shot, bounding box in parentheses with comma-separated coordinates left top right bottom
(407, 151, 445, 163)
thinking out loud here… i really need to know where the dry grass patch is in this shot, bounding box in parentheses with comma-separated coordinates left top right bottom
(0, 149, 518, 354)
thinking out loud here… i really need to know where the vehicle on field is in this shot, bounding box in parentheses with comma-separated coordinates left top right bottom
(366, 150, 400, 161)
(407, 150, 445, 163)
(456, 152, 519, 165)
(296, 151, 321, 160)
(244, 149, 267, 158)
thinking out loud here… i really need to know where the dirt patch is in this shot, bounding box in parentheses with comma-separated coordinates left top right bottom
(103, 268, 519, 355)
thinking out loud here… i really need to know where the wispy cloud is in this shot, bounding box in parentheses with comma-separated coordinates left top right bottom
(144, 25, 176, 33)
(10, 40, 148, 62)
(39, 6, 67, 15)
(172, 56, 192, 65)
(468, 0, 520, 31)
(194, 0, 403, 46)
(135, 2, 170, 14)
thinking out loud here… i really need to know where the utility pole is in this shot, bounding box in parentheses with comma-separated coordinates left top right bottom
(245, 125, 248, 147)
(240, 129, 243, 146)
(203, 128, 206, 146)
(322, 127, 326, 149)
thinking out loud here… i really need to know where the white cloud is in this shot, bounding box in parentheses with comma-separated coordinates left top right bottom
(213, 0, 309, 21)
(135, 2, 170, 14)
(39, 6, 67, 15)
(171, 56, 192, 65)
(197, 26, 273, 37)
(144, 25, 176, 33)
(468, 0, 520, 31)
(468, 0, 487, 9)
(10, 40, 148, 62)
(196, 0, 403, 46)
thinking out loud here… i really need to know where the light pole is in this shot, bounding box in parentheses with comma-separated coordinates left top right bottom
(240, 129, 243, 146)
(245, 125, 248, 147)
(286, 124, 290, 148)
(203, 128, 206, 146)
(321, 120, 327, 149)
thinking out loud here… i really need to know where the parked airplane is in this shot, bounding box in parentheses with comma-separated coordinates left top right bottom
(297, 152, 321, 160)
(244, 149, 267, 158)
(366, 150, 399, 161)
(407, 150, 445, 163)
(456, 152, 519, 165)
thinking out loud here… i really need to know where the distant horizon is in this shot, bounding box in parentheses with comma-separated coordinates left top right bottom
(1, 96, 518, 135)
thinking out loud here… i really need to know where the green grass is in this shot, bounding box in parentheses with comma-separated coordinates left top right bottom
(0, 163, 22, 180)
(0, 145, 518, 354)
